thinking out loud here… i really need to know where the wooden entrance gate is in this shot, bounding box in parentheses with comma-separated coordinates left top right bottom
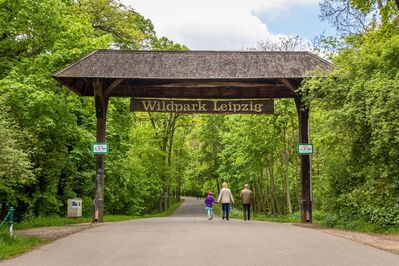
(54, 50, 333, 223)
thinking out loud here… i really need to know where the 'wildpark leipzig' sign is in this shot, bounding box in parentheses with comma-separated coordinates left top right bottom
(131, 99, 274, 114)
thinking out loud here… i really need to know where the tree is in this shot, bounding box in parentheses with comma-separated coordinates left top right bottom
(78, 0, 188, 50)
(0, 105, 34, 217)
(254, 36, 312, 52)
(320, 0, 399, 36)
(302, 21, 399, 226)
(0, 0, 187, 219)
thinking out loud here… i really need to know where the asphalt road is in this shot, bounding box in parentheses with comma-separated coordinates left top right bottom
(2, 197, 399, 266)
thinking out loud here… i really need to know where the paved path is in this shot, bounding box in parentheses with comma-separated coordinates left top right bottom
(2, 198, 399, 266)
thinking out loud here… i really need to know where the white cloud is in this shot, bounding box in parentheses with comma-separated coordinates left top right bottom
(248, 0, 319, 13)
(122, 0, 318, 50)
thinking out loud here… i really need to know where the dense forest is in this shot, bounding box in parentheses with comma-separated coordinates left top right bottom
(1, 0, 399, 229)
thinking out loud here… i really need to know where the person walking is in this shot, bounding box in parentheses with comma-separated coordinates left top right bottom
(240, 184, 252, 221)
(217, 182, 234, 220)
(204, 192, 218, 220)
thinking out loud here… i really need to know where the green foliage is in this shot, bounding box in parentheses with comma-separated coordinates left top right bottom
(105, 112, 166, 215)
(303, 21, 399, 227)
(78, 0, 188, 50)
(215, 100, 300, 215)
(184, 115, 226, 195)
(0, 0, 186, 220)
(323, 213, 339, 227)
(0, 107, 34, 210)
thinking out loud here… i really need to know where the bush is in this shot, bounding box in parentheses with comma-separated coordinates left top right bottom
(324, 213, 339, 227)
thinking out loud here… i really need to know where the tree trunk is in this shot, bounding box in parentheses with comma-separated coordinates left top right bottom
(215, 174, 220, 194)
(376, 0, 383, 10)
(258, 169, 267, 213)
(160, 192, 163, 211)
(284, 147, 293, 213)
(293, 130, 301, 211)
(1, 201, 6, 220)
(395, 0, 399, 12)
(268, 162, 281, 214)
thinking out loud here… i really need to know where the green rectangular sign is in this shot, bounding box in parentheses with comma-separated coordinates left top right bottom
(92, 143, 108, 155)
(298, 144, 313, 155)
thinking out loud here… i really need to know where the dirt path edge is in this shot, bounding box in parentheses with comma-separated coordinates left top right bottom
(293, 223, 399, 255)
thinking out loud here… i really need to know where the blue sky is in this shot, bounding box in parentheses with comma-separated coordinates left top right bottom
(257, 3, 336, 40)
(123, 0, 336, 50)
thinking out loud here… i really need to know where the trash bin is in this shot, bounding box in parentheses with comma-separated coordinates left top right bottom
(67, 199, 82, 217)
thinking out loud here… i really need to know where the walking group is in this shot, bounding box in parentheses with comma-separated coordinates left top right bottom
(204, 182, 251, 221)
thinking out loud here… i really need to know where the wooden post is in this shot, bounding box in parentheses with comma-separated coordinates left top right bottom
(295, 96, 312, 223)
(93, 79, 108, 223)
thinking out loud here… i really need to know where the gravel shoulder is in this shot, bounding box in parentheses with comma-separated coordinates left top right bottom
(294, 223, 399, 255)
(15, 223, 103, 241)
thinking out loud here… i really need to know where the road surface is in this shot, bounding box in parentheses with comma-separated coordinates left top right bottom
(2, 197, 398, 266)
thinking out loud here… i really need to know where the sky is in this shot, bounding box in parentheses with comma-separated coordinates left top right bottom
(122, 0, 336, 50)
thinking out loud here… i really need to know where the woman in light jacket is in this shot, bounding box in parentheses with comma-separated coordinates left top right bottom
(217, 182, 234, 220)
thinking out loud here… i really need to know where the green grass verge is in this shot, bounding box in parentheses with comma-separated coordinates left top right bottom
(213, 204, 399, 234)
(1, 199, 184, 260)
(0, 233, 45, 260)
(15, 199, 184, 230)
(212, 204, 307, 223)
(101, 199, 184, 222)
(15, 216, 91, 230)
(319, 219, 399, 234)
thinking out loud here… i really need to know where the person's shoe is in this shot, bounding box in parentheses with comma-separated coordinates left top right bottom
(222, 216, 225, 220)
(208, 217, 211, 220)
(210, 217, 213, 220)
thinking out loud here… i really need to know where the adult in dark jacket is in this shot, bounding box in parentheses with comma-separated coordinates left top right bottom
(240, 184, 252, 221)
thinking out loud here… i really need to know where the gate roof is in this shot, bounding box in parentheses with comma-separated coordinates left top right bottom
(53, 50, 333, 99)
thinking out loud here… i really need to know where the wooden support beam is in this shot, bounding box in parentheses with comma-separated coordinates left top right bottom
(280, 78, 298, 93)
(105, 79, 124, 97)
(120, 83, 286, 90)
(156, 81, 279, 88)
(282, 78, 313, 222)
(295, 95, 312, 223)
(93, 79, 109, 223)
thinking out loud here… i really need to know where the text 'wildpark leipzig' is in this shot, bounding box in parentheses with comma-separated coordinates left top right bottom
(131, 99, 274, 114)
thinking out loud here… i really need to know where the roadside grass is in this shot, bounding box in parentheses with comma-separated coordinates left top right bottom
(15, 199, 184, 230)
(14, 216, 90, 230)
(1, 199, 184, 260)
(0, 232, 44, 260)
(213, 204, 399, 234)
(101, 199, 184, 222)
(212, 204, 305, 222)
(320, 219, 399, 234)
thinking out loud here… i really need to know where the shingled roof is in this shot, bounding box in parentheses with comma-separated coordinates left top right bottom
(53, 50, 334, 98)
(54, 50, 332, 80)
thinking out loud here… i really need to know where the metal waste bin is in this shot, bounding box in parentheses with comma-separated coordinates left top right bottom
(67, 199, 82, 217)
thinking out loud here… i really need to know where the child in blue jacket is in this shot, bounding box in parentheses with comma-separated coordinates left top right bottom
(204, 192, 218, 220)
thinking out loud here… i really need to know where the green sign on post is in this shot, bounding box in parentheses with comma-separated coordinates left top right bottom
(92, 143, 109, 155)
(298, 144, 313, 155)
